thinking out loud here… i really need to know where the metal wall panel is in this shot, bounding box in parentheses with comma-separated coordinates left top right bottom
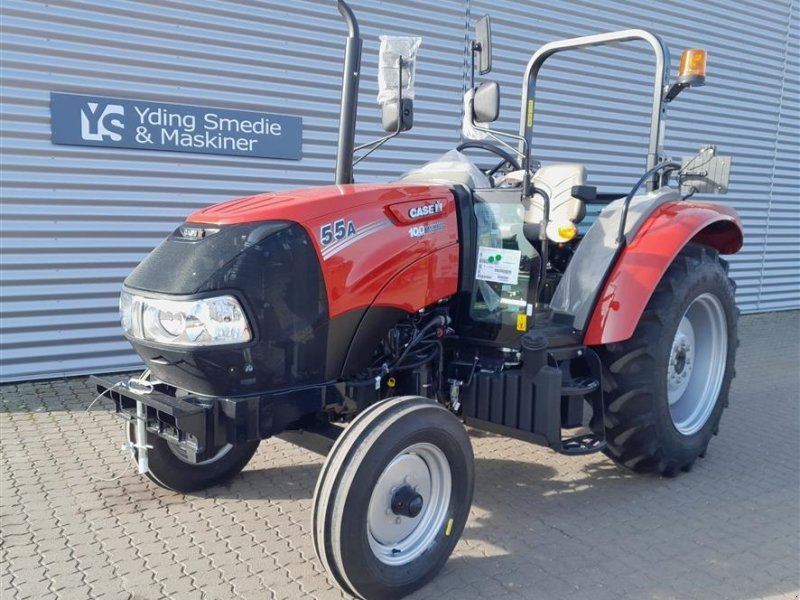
(1, 0, 797, 382)
(756, 1, 800, 311)
(0, 0, 468, 381)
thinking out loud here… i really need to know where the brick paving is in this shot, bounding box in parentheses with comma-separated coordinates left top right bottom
(1, 311, 799, 600)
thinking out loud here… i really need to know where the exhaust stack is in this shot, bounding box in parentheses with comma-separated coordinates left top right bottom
(334, 0, 362, 185)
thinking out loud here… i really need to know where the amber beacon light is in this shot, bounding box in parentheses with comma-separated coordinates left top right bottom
(665, 48, 707, 102)
(678, 48, 707, 83)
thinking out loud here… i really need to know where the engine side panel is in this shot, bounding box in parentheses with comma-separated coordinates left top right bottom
(583, 200, 743, 346)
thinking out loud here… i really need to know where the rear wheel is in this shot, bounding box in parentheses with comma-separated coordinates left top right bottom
(128, 424, 260, 492)
(598, 244, 737, 476)
(313, 397, 474, 600)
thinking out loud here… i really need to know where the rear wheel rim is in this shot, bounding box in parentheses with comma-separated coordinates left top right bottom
(366, 442, 452, 566)
(667, 292, 728, 435)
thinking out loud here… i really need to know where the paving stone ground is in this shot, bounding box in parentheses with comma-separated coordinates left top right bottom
(1, 311, 799, 600)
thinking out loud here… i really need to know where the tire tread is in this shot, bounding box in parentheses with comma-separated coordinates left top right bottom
(596, 243, 738, 476)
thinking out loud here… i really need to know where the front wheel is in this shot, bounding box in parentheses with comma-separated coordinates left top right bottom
(313, 397, 474, 600)
(598, 243, 738, 476)
(128, 424, 260, 493)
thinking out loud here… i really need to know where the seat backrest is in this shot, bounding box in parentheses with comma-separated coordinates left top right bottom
(524, 164, 587, 225)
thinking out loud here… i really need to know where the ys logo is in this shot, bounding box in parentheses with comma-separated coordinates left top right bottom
(80, 102, 124, 142)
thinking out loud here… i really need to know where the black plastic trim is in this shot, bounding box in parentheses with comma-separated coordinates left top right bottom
(340, 306, 409, 377)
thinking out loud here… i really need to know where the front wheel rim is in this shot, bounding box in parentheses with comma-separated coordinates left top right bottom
(366, 442, 452, 566)
(667, 293, 728, 435)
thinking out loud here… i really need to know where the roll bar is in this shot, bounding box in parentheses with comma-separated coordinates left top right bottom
(334, 0, 363, 185)
(517, 29, 671, 188)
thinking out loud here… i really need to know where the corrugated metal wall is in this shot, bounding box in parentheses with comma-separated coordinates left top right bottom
(1, 0, 797, 382)
(0, 0, 468, 381)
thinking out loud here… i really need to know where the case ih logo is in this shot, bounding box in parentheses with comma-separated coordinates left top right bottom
(408, 200, 443, 219)
(80, 102, 125, 142)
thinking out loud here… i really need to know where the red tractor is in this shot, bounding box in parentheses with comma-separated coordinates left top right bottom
(94, 2, 742, 599)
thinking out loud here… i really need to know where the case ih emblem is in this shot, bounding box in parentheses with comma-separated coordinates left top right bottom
(408, 200, 443, 219)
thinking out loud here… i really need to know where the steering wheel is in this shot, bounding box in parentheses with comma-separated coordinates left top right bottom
(456, 140, 521, 184)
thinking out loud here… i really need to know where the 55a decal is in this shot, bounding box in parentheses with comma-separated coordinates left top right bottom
(320, 219, 357, 246)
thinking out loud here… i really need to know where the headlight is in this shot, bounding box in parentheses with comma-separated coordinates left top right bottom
(119, 291, 252, 347)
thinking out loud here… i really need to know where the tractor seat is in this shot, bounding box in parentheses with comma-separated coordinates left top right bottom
(525, 163, 587, 226)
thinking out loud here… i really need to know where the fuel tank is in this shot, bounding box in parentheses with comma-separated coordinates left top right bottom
(122, 183, 460, 396)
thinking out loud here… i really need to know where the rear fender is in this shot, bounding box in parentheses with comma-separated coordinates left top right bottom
(583, 201, 743, 346)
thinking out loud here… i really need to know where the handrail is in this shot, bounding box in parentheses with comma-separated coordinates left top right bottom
(517, 29, 671, 189)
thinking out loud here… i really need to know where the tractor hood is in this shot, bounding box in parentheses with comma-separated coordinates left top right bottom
(120, 181, 458, 397)
(186, 183, 451, 226)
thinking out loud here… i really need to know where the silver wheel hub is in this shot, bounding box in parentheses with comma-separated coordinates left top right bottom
(366, 442, 452, 566)
(666, 293, 728, 435)
(668, 318, 695, 402)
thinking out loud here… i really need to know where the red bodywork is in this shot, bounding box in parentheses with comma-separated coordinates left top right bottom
(583, 201, 743, 346)
(188, 183, 459, 318)
(189, 183, 743, 345)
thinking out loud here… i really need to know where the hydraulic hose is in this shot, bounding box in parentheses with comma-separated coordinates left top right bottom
(616, 160, 682, 243)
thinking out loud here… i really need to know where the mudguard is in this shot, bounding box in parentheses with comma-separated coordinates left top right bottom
(583, 201, 743, 346)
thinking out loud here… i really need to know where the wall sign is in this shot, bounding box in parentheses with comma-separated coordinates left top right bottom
(50, 92, 302, 160)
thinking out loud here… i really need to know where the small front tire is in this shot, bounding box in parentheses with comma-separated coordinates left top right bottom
(313, 397, 474, 600)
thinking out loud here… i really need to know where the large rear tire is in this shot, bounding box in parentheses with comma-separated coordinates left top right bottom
(128, 424, 260, 493)
(313, 397, 474, 600)
(597, 243, 738, 476)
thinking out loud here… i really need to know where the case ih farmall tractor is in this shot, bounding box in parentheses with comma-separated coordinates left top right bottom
(94, 2, 742, 598)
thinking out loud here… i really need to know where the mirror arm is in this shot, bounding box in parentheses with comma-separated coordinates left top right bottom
(353, 57, 404, 166)
(470, 41, 480, 89)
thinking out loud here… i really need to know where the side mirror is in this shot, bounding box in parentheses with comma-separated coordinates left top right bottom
(472, 81, 500, 123)
(381, 99, 414, 133)
(377, 37, 421, 133)
(475, 15, 492, 75)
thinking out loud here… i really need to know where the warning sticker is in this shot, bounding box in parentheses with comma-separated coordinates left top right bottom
(476, 246, 521, 285)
